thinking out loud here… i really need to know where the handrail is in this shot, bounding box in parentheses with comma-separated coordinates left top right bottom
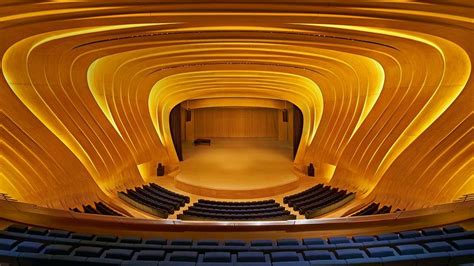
(0, 200, 472, 239)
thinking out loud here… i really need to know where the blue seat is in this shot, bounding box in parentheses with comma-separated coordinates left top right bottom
(145, 238, 167, 245)
(422, 228, 444, 236)
(380, 255, 417, 266)
(43, 244, 73, 255)
(103, 248, 134, 260)
(27, 227, 48, 236)
(376, 233, 399, 241)
(160, 262, 196, 266)
(123, 261, 159, 266)
(448, 250, 474, 265)
(328, 237, 351, 244)
(71, 233, 95, 240)
(171, 239, 193, 246)
(363, 240, 390, 248)
(197, 240, 219, 246)
(352, 236, 376, 243)
(48, 230, 70, 238)
(235, 263, 270, 266)
(345, 257, 383, 265)
(0, 250, 19, 265)
(366, 247, 397, 257)
(443, 225, 465, 234)
(15, 241, 45, 253)
(134, 250, 166, 261)
(96, 235, 118, 242)
(43, 244, 74, 255)
(0, 238, 17, 250)
(309, 260, 347, 265)
(237, 251, 266, 262)
(196, 262, 232, 266)
(414, 234, 445, 243)
(170, 251, 198, 262)
(21, 233, 53, 243)
(395, 244, 426, 255)
(271, 251, 300, 262)
(73, 246, 103, 257)
(423, 241, 453, 252)
(251, 240, 273, 247)
(18, 252, 52, 265)
(442, 231, 474, 241)
(277, 239, 300, 246)
(415, 252, 450, 266)
(388, 238, 417, 246)
(225, 240, 246, 246)
(303, 238, 325, 246)
(451, 239, 474, 250)
(120, 237, 142, 244)
(6, 224, 28, 233)
(335, 243, 363, 249)
(399, 231, 421, 239)
(50, 254, 88, 265)
(303, 250, 335, 260)
(273, 262, 310, 266)
(202, 252, 231, 262)
(334, 249, 366, 259)
(86, 257, 123, 265)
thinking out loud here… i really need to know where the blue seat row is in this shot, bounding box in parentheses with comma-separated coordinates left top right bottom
(1, 237, 473, 265)
(1, 224, 472, 253)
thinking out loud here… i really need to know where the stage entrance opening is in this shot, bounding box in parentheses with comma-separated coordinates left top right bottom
(172, 104, 303, 198)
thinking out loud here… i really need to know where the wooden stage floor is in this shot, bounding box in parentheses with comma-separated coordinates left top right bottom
(175, 138, 299, 198)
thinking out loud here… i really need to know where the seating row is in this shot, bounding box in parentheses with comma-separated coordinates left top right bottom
(2, 224, 471, 251)
(194, 202, 280, 210)
(197, 199, 276, 206)
(70, 202, 123, 216)
(178, 199, 295, 221)
(118, 183, 190, 218)
(284, 184, 355, 218)
(351, 203, 393, 217)
(0, 224, 472, 265)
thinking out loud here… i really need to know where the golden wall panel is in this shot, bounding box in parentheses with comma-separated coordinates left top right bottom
(193, 107, 278, 138)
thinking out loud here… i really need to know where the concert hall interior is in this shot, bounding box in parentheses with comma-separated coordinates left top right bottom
(0, 1, 473, 265)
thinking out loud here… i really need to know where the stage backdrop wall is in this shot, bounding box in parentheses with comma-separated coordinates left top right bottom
(193, 107, 279, 138)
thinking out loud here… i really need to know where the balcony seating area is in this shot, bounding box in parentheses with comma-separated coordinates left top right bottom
(118, 183, 190, 218)
(69, 202, 123, 216)
(351, 203, 393, 217)
(283, 184, 356, 218)
(0, 224, 472, 265)
(178, 199, 296, 221)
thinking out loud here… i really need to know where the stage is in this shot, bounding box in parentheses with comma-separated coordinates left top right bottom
(175, 138, 299, 198)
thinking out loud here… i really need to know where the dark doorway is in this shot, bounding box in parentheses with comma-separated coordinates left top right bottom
(170, 104, 183, 161)
(293, 104, 303, 159)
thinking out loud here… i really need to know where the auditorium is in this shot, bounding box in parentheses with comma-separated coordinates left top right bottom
(0, 0, 473, 265)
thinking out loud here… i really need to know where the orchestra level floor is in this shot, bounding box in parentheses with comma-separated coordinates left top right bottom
(175, 138, 298, 198)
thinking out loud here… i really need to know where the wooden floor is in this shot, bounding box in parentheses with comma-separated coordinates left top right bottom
(175, 138, 299, 198)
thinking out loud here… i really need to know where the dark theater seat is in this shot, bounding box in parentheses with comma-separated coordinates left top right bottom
(178, 199, 296, 221)
(283, 184, 356, 218)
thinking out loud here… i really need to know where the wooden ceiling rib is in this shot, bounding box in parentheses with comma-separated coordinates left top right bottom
(0, 1, 472, 214)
